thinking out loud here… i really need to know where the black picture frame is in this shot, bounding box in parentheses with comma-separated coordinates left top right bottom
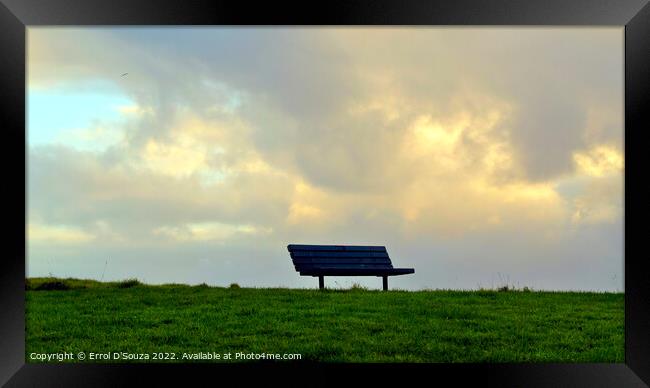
(1, 0, 648, 386)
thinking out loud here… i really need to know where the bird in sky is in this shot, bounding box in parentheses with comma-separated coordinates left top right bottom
(121, 73, 128, 77)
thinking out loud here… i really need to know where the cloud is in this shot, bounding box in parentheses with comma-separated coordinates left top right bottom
(28, 223, 95, 244)
(27, 144, 293, 244)
(573, 145, 624, 178)
(153, 222, 272, 243)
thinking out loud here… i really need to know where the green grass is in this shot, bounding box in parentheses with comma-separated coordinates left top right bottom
(26, 277, 624, 363)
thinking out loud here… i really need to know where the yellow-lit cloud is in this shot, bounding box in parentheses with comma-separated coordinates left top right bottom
(117, 104, 154, 116)
(28, 223, 95, 244)
(286, 182, 330, 226)
(142, 138, 207, 178)
(573, 145, 624, 177)
(154, 222, 271, 242)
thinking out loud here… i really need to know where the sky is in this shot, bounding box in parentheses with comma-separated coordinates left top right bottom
(26, 27, 624, 291)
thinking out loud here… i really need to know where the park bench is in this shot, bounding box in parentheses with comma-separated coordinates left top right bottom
(287, 244, 415, 291)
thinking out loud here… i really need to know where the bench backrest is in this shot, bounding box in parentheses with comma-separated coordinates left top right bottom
(288, 244, 393, 272)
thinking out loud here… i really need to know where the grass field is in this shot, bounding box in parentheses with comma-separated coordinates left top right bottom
(25, 277, 624, 363)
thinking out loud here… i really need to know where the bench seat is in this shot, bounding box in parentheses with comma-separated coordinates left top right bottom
(298, 268, 415, 276)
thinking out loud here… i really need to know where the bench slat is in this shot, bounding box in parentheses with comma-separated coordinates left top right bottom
(292, 258, 392, 265)
(288, 244, 387, 252)
(297, 267, 394, 272)
(290, 250, 390, 259)
(295, 264, 393, 269)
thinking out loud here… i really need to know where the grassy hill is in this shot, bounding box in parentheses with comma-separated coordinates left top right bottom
(25, 277, 624, 363)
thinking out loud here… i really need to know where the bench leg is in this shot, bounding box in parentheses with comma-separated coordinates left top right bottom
(382, 276, 388, 291)
(319, 276, 324, 290)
